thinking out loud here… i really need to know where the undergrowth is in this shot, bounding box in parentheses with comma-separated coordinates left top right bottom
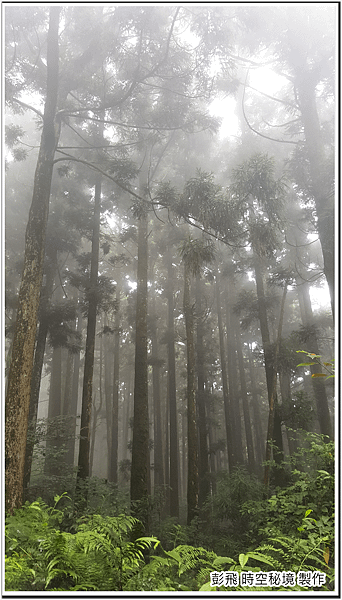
(5, 433, 334, 592)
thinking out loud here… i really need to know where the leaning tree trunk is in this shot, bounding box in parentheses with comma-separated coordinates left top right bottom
(75, 175, 101, 504)
(5, 6, 61, 514)
(130, 205, 150, 531)
(183, 261, 199, 525)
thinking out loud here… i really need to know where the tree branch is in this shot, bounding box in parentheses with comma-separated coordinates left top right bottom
(11, 98, 43, 119)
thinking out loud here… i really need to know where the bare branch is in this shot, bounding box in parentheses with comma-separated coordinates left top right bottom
(11, 98, 43, 119)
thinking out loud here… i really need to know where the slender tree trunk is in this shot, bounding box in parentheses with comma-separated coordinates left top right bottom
(225, 287, 245, 465)
(287, 21, 334, 318)
(264, 284, 287, 490)
(130, 206, 150, 529)
(109, 286, 120, 482)
(76, 175, 101, 502)
(150, 291, 164, 491)
(253, 253, 284, 468)
(45, 283, 64, 478)
(215, 271, 235, 470)
(196, 276, 210, 505)
(23, 251, 57, 497)
(297, 281, 332, 438)
(64, 305, 82, 470)
(5, 6, 61, 513)
(103, 315, 113, 473)
(247, 344, 265, 468)
(233, 318, 256, 473)
(165, 247, 179, 517)
(184, 262, 199, 525)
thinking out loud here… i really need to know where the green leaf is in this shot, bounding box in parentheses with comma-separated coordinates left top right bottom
(246, 552, 275, 566)
(213, 556, 235, 567)
(305, 509, 313, 518)
(239, 553, 249, 568)
(199, 581, 215, 591)
(297, 362, 316, 367)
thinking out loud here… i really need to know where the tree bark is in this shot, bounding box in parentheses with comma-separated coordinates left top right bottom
(23, 250, 57, 497)
(287, 20, 334, 318)
(233, 317, 256, 473)
(253, 253, 284, 468)
(297, 281, 332, 438)
(184, 261, 199, 525)
(264, 283, 287, 490)
(247, 343, 265, 468)
(130, 207, 150, 529)
(224, 287, 245, 466)
(64, 304, 82, 470)
(109, 286, 120, 483)
(196, 276, 210, 505)
(215, 271, 235, 471)
(165, 247, 179, 517)
(150, 289, 164, 492)
(76, 175, 101, 500)
(5, 6, 61, 513)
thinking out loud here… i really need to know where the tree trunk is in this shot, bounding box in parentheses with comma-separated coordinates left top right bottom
(215, 271, 235, 470)
(196, 276, 210, 505)
(297, 281, 332, 438)
(23, 250, 57, 497)
(225, 287, 245, 465)
(184, 261, 199, 525)
(233, 318, 256, 473)
(130, 207, 150, 529)
(247, 344, 265, 468)
(264, 284, 287, 490)
(253, 253, 284, 468)
(150, 290, 164, 491)
(5, 6, 61, 513)
(76, 175, 101, 502)
(103, 315, 113, 474)
(165, 247, 179, 517)
(109, 286, 120, 483)
(287, 20, 334, 317)
(44, 344, 63, 477)
(64, 305, 82, 470)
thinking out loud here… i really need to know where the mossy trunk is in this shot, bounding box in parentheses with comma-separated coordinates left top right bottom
(5, 6, 61, 514)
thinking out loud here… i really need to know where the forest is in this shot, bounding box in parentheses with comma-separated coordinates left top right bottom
(4, 3, 336, 594)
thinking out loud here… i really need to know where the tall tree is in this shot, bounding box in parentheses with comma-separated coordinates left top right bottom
(130, 198, 150, 528)
(180, 235, 215, 525)
(75, 174, 102, 501)
(5, 7, 61, 513)
(165, 244, 179, 517)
